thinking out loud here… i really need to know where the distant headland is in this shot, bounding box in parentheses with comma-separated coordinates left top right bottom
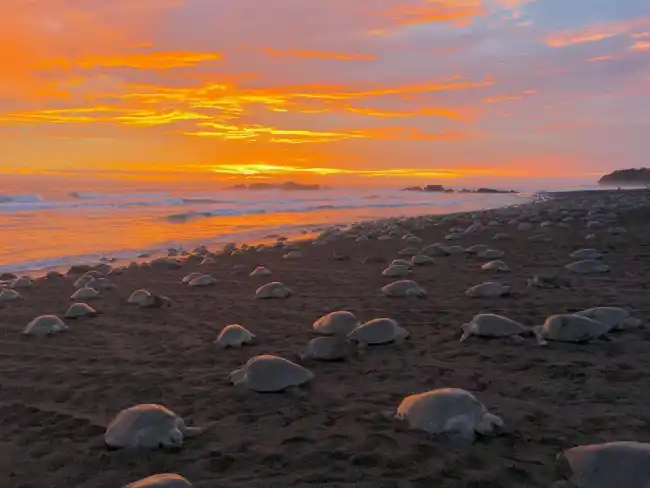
(402, 185, 518, 194)
(225, 181, 325, 191)
(599, 168, 650, 186)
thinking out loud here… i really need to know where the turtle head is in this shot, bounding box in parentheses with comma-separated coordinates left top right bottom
(555, 451, 574, 482)
(459, 324, 472, 342)
(163, 427, 184, 449)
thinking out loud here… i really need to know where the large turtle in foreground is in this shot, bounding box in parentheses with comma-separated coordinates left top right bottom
(552, 441, 650, 488)
(460, 314, 530, 342)
(104, 404, 203, 449)
(125, 473, 193, 488)
(229, 355, 314, 392)
(533, 314, 612, 346)
(347, 318, 409, 346)
(395, 388, 503, 442)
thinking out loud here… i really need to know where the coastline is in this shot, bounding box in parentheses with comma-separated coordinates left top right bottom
(0, 191, 532, 277)
(2, 188, 650, 486)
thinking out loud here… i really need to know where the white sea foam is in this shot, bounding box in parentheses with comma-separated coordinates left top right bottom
(0, 194, 44, 203)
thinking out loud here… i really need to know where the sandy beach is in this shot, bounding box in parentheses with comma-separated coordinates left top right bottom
(2, 189, 650, 487)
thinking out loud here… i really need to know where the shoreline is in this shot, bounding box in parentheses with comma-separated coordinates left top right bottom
(1, 192, 533, 277)
(2, 186, 641, 278)
(2, 188, 650, 486)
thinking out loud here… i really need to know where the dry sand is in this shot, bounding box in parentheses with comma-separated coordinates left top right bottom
(2, 189, 650, 487)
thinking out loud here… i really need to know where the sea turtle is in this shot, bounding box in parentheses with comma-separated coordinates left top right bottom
(250, 266, 272, 277)
(607, 226, 627, 235)
(66, 264, 92, 276)
(395, 388, 504, 442)
(125, 473, 193, 488)
(381, 280, 426, 298)
(127, 289, 152, 305)
(397, 247, 419, 257)
(299, 336, 353, 361)
(23, 315, 67, 335)
(104, 404, 203, 449)
(390, 259, 411, 267)
(312, 310, 359, 336)
(481, 260, 510, 272)
(465, 282, 511, 298)
(12, 277, 33, 289)
(382, 265, 411, 278)
(465, 223, 485, 234)
(255, 282, 292, 299)
(188, 274, 217, 287)
(527, 275, 572, 289)
(465, 244, 490, 255)
(181, 272, 202, 284)
(476, 248, 505, 259)
(139, 294, 172, 309)
(71, 287, 100, 300)
(45, 270, 64, 279)
(0, 289, 22, 302)
(411, 254, 435, 266)
(443, 245, 465, 255)
(283, 251, 303, 259)
(565, 260, 610, 274)
(573, 307, 642, 330)
(229, 354, 314, 392)
(403, 235, 423, 245)
(65, 302, 97, 319)
(86, 277, 114, 291)
(570, 248, 603, 260)
(460, 314, 529, 342)
(492, 233, 512, 241)
(230, 264, 248, 275)
(422, 243, 450, 256)
(200, 258, 214, 265)
(553, 441, 650, 488)
(532, 314, 613, 345)
(529, 234, 553, 243)
(347, 318, 409, 346)
(215, 324, 256, 348)
(445, 232, 464, 241)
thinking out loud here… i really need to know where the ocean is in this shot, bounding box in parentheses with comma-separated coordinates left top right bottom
(0, 176, 599, 274)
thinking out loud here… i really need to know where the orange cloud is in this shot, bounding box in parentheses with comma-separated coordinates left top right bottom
(203, 163, 512, 178)
(0, 107, 212, 127)
(1, 74, 488, 134)
(482, 90, 536, 103)
(343, 105, 475, 121)
(60, 51, 222, 69)
(545, 18, 650, 47)
(630, 41, 650, 51)
(382, 0, 485, 27)
(263, 49, 376, 60)
(183, 122, 477, 144)
(587, 55, 616, 62)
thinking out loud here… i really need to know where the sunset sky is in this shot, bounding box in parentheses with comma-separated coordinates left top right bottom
(1, 0, 649, 183)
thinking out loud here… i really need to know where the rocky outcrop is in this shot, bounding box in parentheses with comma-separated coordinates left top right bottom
(403, 185, 517, 194)
(599, 168, 650, 186)
(403, 185, 446, 192)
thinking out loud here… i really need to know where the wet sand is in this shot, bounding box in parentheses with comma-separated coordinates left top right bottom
(2, 189, 650, 487)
